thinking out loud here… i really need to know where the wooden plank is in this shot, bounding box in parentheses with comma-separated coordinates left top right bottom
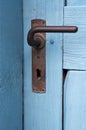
(63, 6, 86, 70)
(64, 71, 86, 130)
(67, 0, 86, 6)
(0, 0, 23, 130)
(23, 0, 63, 130)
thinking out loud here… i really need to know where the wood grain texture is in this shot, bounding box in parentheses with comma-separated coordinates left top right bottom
(63, 6, 86, 70)
(0, 1, 23, 130)
(64, 71, 86, 130)
(67, 0, 86, 6)
(23, 0, 63, 130)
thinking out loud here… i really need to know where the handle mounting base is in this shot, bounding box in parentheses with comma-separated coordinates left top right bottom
(32, 19, 46, 93)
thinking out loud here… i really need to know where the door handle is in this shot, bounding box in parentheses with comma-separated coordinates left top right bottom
(27, 19, 78, 93)
(27, 21, 78, 48)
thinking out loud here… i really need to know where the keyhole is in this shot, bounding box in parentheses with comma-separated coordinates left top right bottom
(36, 69, 41, 80)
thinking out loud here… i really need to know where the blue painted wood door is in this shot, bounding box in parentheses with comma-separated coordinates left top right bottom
(0, 0, 23, 130)
(23, 0, 63, 130)
(24, 0, 86, 130)
(63, 0, 86, 130)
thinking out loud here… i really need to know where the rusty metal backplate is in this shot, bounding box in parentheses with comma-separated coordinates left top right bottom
(32, 19, 46, 93)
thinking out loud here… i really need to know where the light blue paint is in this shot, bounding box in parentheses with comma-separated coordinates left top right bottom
(23, 0, 63, 130)
(63, 6, 86, 70)
(64, 71, 86, 130)
(0, 0, 23, 130)
(64, 1, 86, 130)
(67, 0, 86, 6)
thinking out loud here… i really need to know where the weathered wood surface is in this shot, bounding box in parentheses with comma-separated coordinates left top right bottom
(63, 6, 86, 70)
(0, 0, 23, 129)
(23, 0, 63, 130)
(64, 1, 86, 130)
(67, 0, 86, 6)
(64, 71, 86, 130)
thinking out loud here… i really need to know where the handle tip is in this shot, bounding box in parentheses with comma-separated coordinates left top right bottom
(74, 26, 78, 32)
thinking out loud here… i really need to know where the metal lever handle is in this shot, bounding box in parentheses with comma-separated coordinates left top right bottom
(27, 19, 78, 93)
(27, 26, 78, 47)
